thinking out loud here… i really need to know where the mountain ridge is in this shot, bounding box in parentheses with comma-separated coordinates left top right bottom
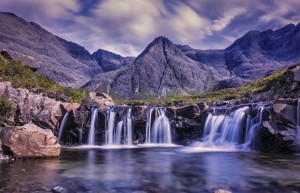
(1, 11, 300, 99)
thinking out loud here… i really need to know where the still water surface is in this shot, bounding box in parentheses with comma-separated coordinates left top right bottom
(1, 147, 300, 193)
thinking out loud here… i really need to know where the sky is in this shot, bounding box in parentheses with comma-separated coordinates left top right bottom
(0, 0, 299, 56)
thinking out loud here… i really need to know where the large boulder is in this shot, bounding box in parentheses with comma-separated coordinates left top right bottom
(252, 102, 298, 153)
(169, 103, 209, 145)
(0, 81, 80, 130)
(273, 99, 297, 125)
(0, 123, 60, 158)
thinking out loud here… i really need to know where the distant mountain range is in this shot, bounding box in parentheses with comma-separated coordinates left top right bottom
(0, 12, 299, 99)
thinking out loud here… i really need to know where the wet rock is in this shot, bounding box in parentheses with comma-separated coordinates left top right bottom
(170, 104, 201, 119)
(273, 99, 297, 125)
(169, 104, 208, 145)
(0, 81, 80, 130)
(0, 123, 60, 158)
(253, 103, 297, 153)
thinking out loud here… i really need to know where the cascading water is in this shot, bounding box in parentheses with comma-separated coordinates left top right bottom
(199, 103, 267, 150)
(105, 106, 133, 146)
(57, 112, 69, 143)
(296, 99, 300, 145)
(88, 107, 99, 145)
(144, 107, 172, 144)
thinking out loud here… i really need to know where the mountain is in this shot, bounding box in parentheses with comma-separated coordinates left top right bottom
(1, 11, 300, 99)
(87, 23, 300, 99)
(92, 49, 135, 72)
(0, 12, 103, 88)
(85, 37, 221, 99)
(178, 23, 300, 87)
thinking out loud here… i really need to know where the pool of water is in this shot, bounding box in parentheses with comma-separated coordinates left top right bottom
(1, 147, 300, 193)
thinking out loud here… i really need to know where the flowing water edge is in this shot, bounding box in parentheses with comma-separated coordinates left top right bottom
(1, 147, 300, 193)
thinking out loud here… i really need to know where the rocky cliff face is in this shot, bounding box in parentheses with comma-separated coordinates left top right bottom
(253, 99, 299, 153)
(0, 12, 103, 88)
(1, 11, 300, 99)
(0, 81, 80, 131)
(179, 23, 300, 88)
(86, 37, 221, 99)
(92, 49, 135, 72)
(88, 24, 300, 99)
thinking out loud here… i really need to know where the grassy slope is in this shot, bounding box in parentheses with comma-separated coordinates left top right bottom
(0, 56, 88, 103)
(116, 62, 300, 106)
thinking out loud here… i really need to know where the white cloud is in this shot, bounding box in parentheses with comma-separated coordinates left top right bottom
(259, 0, 300, 25)
(212, 8, 245, 31)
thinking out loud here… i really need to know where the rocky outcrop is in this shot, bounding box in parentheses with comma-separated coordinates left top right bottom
(253, 99, 298, 152)
(0, 123, 60, 158)
(169, 103, 209, 145)
(273, 99, 297, 125)
(92, 49, 135, 72)
(87, 92, 114, 111)
(0, 12, 103, 88)
(0, 81, 80, 131)
(86, 36, 221, 99)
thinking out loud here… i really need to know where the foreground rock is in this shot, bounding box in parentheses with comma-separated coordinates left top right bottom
(0, 123, 60, 158)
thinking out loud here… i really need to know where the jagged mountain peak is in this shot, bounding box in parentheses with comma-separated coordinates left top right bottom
(136, 36, 180, 60)
(92, 49, 135, 72)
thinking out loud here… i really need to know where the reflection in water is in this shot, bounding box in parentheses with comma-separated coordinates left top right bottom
(1, 148, 300, 192)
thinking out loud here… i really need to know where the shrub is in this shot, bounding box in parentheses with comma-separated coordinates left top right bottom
(0, 96, 13, 124)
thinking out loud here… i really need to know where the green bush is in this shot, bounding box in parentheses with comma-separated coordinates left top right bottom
(0, 96, 13, 123)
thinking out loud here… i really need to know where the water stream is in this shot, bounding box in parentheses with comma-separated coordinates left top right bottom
(194, 103, 267, 151)
(144, 107, 172, 145)
(297, 99, 300, 145)
(105, 106, 133, 146)
(87, 107, 99, 145)
(57, 112, 69, 143)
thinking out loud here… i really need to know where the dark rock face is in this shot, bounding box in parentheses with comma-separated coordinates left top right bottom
(92, 49, 135, 72)
(0, 123, 60, 158)
(169, 103, 209, 145)
(0, 12, 103, 88)
(252, 100, 298, 153)
(86, 37, 220, 99)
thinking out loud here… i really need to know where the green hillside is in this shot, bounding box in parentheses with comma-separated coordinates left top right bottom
(0, 56, 88, 103)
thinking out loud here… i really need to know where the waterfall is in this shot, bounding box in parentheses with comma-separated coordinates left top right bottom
(296, 99, 300, 145)
(105, 106, 133, 146)
(57, 112, 69, 143)
(125, 108, 133, 145)
(88, 107, 99, 145)
(144, 107, 172, 144)
(200, 104, 266, 150)
(106, 107, 116, 145)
